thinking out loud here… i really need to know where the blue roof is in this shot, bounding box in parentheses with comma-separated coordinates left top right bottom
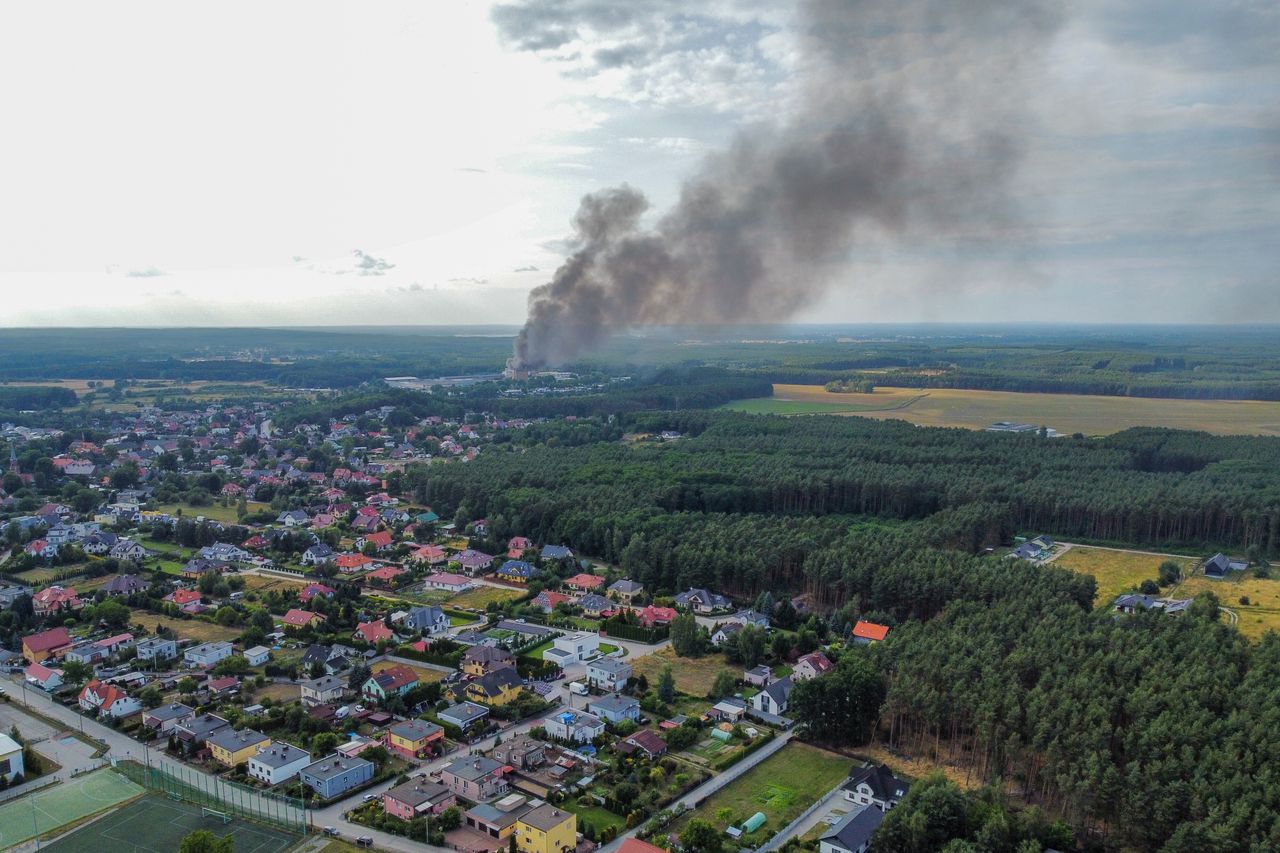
(499, 559, 536, 578)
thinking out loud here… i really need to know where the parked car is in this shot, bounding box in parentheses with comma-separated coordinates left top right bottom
(356, 837, 374, 847)
(323, 826, 339, 837)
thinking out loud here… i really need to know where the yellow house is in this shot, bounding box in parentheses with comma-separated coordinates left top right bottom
(457, 668, 523, 707)
(516, 804, 576, 853)
(207, 728, 270, 768)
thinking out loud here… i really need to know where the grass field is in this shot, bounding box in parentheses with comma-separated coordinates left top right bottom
(675, 742, 850, 844)
(0, 769, 143, 848)
(449, 584, 526, 610)
(562, 801, 625, 834)
(721, 384, 1280, 437)
(630, 647, 734, 696)
(1173, 570, 1280, 641)
(14, 565, 80, 584)
(256, 682, 301, 703)
(1051, 546, 1196, 606)
(40, 793, 298, 853)
(372, 659, 447, 683)
(154, 502, 269, 524)
(130, 611, 243, 643)
(240, 574, 306, 593)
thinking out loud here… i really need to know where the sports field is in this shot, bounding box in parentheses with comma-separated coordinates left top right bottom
(41, 793, 298, 853)
(0, 769, 142, 847)
(721, 384, 1280, 436)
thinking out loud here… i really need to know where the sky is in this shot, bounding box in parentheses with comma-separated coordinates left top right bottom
(0, 0, 1276, 327)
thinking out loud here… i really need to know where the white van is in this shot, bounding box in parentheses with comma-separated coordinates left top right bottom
(569, 682, 588, 696)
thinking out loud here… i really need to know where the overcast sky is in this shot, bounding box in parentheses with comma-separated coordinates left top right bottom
(1, 0, 1276, 327)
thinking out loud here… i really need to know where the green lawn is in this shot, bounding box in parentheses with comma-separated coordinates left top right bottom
(674, 742, 851, 845)
(528, 639, 556, 659)
(153, 502, 268, 524)
(562, 801, 625, 834)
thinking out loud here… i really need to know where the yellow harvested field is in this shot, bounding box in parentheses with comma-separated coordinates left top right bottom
(737, 384, 1280, 437)
(1052, 546, 1195, 607)
(129, 612, 242, 643)
(629, 646, 736, 696)
(1172, 571, 1280, 641)
(372, 659, 446, 683)
(449, 585, 525, 610)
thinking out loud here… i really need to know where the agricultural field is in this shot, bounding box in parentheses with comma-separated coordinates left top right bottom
(722, 384, 1280, 437)
(630, 647, 736, 696)
(1051, 546, 1196, 607)
(449, 584, 526, 610)
(674, 742, 850, 845)
(129, 611, 242, 643)
(372, 659, 447, 683)
(153, 502, 269, 524)
(1172, 570, 1280, 641)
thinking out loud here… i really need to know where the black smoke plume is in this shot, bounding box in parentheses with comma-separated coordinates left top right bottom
(509, 0, 1063, 369)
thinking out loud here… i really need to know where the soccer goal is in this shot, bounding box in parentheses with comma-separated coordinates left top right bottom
(202, 806, 233, 824)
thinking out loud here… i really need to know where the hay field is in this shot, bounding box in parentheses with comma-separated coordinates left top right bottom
(1052, 546, 1195, 607)
(629, 646, 735, 696)
(721, 384, 1280, 437)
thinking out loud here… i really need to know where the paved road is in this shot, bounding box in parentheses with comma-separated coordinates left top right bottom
(0, 700, 100, 780)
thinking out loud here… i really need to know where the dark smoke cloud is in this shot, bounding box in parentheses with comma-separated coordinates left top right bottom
(508, 0, 1065, 369)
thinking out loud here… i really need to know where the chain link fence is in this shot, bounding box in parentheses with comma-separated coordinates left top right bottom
(116, 759, 307, 834)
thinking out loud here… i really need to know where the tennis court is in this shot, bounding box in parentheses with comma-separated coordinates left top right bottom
(0, 769, 142, 847)
(40, 794, 300, 853)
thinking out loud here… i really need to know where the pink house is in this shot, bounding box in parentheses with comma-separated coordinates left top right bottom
(382, 779, 456, 821)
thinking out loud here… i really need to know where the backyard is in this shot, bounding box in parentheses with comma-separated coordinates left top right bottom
(449, 584, 527, 610)
(372, 659, 447, 683)
(630, 647, 736, 696)
(673, 742, 851, 846)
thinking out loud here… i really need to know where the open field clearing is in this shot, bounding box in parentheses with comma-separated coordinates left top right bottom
(721, 384, 1280, 436)
(154, 501, 269, 524)
(240, 573, 306, 593)
(1173, 571, 1280, 641)
(256, 682, 301, 703)
(630, 646, 733, 696)
(449, 584, 526, 610)
(1052, 546, 1196, 607)
(373, 658, 446, 683)
(673, 742, 850, 844)
(129, 611, 242, 643)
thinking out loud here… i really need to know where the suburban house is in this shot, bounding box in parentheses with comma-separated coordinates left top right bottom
(336, 553, 373, 573)
(462, 646, 515, 677)
(586, 657, 632, 692)
(636, 605, 676, 628)
(165, 589, 205, 613)
(109, 539, 147, 562)
(299, 753, 376, 800)
(456, 667, 523, 706)
(243, 646, 271, 666)
(101, 574, 148, 597)
(423, 571, 472, 592)
(492, 735, 546, 771)
(507, 536, 532, 557)
(403, 606, 450, 636)
(299, 582, 336, 603)
(578, 594, 612, 617)
(533, 590, 574, 614)
(408, 544, 449, 566)
(383, 779, 457, 821)
(793, 651, 834, 681)
(731, 608, 771, 629)
(1204, 552, 1246, 578)
(32, 586, 83, 617)
(744, 664, 773, 687)
(842, 763, 911, 811)
(283, 609, 327, 630)
(184, 641, 234, 668)
(710, 698, 748, 722)
(751, 676, 794, 716)
(248, 742, 311, 786)
(78, 679, 142, 718)
(543, 632, 600, 667)
(22, 627, 73, 663)
(674, 588, 731, 614)
(136, 636, 178, 661)
(356, 530, 394, 552)
(607, 578, 644, 604)
(852, 621, 890, 645)
(207, 728, 272, 768)
(363, 665, 419, 702)
(439, 701, 490, 733)
(300, 544, 336, 566)
(1114, 594, 1192, 616)
(456, 549, 495, 576)
(0, 733, 24, 783)
(540, 545, 574, 562)
(464, 799, 526, 843)
(618, 729, 668, 760)
(544, 709, 605, 744)
(143, 702, 194, 733)
(355, 621, 396, 645)
(564, 573, 604, 592)
(710, 623, 743, 647)
(441, 756, 510, 801)
(174, 714, 230, 750)
(24, 662, 63, 691)
(301, 674, 347, 707)
(515, 803, 577, 853)
(588, 694, 641, 724)
(819, 805, 885, 853)
(384, 718, 445, 760)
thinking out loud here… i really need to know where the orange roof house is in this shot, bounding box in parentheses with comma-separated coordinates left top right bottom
(22, 627, 74, 663)
(282, 609, 326, 629)
(565, 573, 605, 591)
(355, 621, 395, 645)
(852, 620, 890, 644)
(336, 553, 374, 572)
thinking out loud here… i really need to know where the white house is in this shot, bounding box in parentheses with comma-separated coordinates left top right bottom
(136, 637, 178, 661)
(543, 632, 600, 667)
(792, 651, 834, 682)
(586, 657, 632, 692)
(750, 676, 793, 716)
(543, 709, 605, 744)
(819, 805, 885, 853)
(184, 641, 234, 668)
(78, 679, 142, 718)
(0, 733, 24, 782)
(300, 674, 347, 707)
(109, 539, 148, 562)
(243, 646, 271, 666)
(841, 764, 910, 811)
(300, 544, 336, 566)
(248, 742, 312, 786)
(403, 606, 450, 636)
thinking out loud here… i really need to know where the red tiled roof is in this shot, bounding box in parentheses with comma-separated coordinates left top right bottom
(565, 573, 605, 589)
(336, 554, 373, 569)
(356, 621, 395, 644)
(167, 589, 203, 605)
(283, 608, 324, 627)
(23, 627, 73, 653)
(852, 620, 890, 642)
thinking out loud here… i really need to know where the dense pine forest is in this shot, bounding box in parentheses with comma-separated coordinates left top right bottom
(406, 409, 1280, 849)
